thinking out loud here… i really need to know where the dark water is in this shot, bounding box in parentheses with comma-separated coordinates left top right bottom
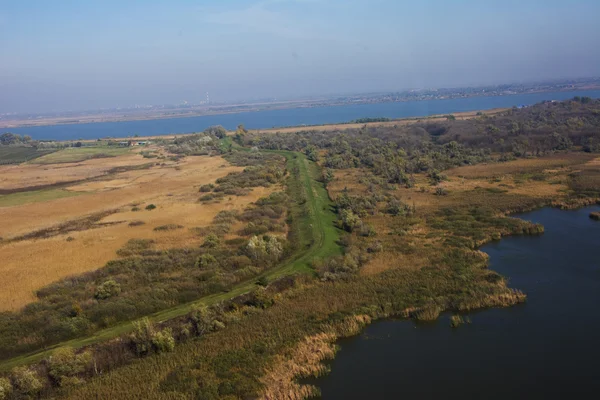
(4, 90, 600, 141)
(311, 206, 600, 399)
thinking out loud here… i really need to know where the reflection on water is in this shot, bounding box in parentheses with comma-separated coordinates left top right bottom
(311, 206, 600, 399)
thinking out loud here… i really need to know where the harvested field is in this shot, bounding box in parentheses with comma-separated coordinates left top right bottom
(0, 153, 275, 311)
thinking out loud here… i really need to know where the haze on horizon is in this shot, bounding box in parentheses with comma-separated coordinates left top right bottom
(1, 0, 600, 114)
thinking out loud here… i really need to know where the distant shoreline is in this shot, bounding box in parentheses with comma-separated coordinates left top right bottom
(2, 86, 598, 130)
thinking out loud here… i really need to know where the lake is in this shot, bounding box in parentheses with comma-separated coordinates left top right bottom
(4, 90, 600, 141)
(310, 205, 600, 399)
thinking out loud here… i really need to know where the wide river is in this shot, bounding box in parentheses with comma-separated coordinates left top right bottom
(309, 205, 600, 399)
(4, 90, 600, 141)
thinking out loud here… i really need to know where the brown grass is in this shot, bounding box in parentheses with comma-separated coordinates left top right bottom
(0, 153, 276, 311)
(0, 150, 154, 191)
(445, 153, 596, 179)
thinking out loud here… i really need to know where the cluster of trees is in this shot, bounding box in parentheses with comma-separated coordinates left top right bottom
(244, 99, 600, 185)
(0, 133, 32, 146)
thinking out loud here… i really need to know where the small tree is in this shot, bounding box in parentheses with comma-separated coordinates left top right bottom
(48, 347, 92, 387)
(189, 305, 224, 336)
(11, 367, 42, 397)
(94, 280, 121, 300)
(196, 253, 217, 268)
(256, 276, 269, 287)
(202, 234, 220, 248)
(0, 378, 12, 400)
(130, 318, 175, 356)
(151, 328, 175, 353)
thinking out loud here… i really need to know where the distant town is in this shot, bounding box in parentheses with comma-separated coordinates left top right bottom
(1, 77, 599, 129)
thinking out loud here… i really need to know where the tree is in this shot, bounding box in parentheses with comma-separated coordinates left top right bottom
(130, 318, 175, 356)
(202, 234, 220, 248)
(48, 347, 92, 387)
(10, 367, 42, 397)
(0, 378, 12, 400)
(94, 280, 121, 300)
(204, 125, 227, 139)
(189, 305, 224, 335)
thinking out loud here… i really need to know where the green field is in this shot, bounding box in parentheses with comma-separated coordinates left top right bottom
(0, 189, 82, 208)
(30, 147, 130, 164)
(0, 150, 341, 371)
(0, 147, 55, 165)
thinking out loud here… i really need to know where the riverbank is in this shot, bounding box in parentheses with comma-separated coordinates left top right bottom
(308, 205, 600, 400)
(3, 86, 599, 130)
(4, 89, 600, 141)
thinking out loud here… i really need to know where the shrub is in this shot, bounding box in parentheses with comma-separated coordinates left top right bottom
(94, 280, 121, 300)
(412, 306, 442, 321)
(199, 193, 214, 201)
(153, 224, 183, 231)
(256, 276, 269, 287)
(128, 220, 145, 227)
(202, 234, 220, 248)
(0, 378, 12, 400)
(196, 254, 218, 268)
(48, 347, 92, 387)
(131, 206, 141, 211)
(145, 204, 157, 210)
(10, 367, 42, 397)
(435, 187, 448, 196)
(199, 184, 214, 192)
(151, 328, 175, 353)
(188, 306, 224, 336)
(450, 315, 464, 328)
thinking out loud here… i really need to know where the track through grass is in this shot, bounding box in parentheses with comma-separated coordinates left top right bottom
(0, 150, 341, 371)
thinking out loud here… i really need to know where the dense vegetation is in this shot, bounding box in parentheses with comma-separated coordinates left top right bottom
(1, 99, 600, 399)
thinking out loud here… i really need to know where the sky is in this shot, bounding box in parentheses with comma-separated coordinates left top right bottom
(1, 0, 600, 113)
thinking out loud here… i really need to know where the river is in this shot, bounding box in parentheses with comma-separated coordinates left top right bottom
(3, 90, 600, 141)
(310, 205, 600, 399)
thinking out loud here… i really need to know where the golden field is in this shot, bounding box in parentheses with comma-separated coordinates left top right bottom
(0, 149, 274, 311)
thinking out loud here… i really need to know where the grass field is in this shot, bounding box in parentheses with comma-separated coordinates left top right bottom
(0, 188, 81, 207)
(0, 153, 246, 311)
(30, 146, 130, 164)
(0, 147, 54, 164)
(0, 150, 341, 371)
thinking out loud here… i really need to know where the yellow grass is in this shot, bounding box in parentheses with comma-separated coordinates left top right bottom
(0, 150, 154, 190)
(0, 154, 275, 311)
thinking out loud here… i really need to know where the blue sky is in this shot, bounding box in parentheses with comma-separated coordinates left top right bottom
(1, 0, 600, 113)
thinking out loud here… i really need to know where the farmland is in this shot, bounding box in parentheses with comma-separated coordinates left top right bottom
(0, 146, 54, 164)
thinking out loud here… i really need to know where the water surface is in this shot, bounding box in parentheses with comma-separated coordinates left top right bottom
(312, 206, 600, 399)
(4, 90, 600, 141)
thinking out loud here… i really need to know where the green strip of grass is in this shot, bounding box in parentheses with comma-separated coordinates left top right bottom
(30, 147, 130, 164)
(0, 189, 81, 207)
(0, 150, 341, 371)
